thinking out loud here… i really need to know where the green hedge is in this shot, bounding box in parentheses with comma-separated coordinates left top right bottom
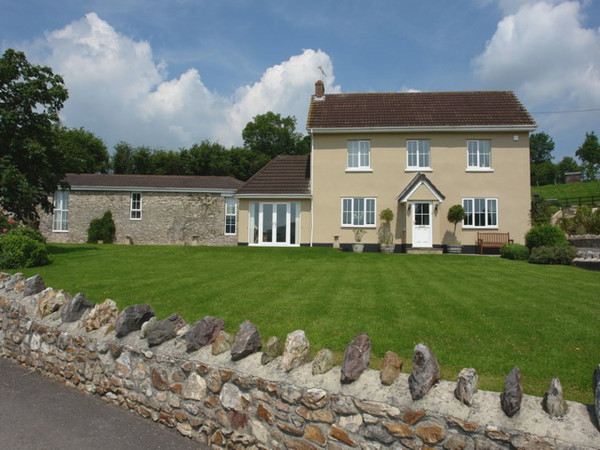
(528, 245, 577, 265)
(0, 234, 49, 269)
(87, 211, 116, 244)
(500, 243, 530, 261)
(525, 225, 567, 250)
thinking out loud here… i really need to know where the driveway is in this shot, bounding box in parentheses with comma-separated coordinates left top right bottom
(0, 357, 203, 449)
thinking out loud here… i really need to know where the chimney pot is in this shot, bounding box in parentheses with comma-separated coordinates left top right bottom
(315, 80, 324, 98)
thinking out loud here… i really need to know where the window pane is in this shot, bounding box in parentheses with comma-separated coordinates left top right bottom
(251, 203, 259, 243)
(290, 203, 297, 245)
(463, 199, 473, 226)
(366, 198, 375, 225)
(467, 141, 478, 167)
(420, 141, 430, 167)
(407, 141, 417, 167)
(480, 141, 490, 167)
(353, 198, 364, 225)
(360, 141, 370, 167)
(348, 142, 358, 168)
(474, 198, 486, 226)
(342, 198, 352, 225)
(487, 199, 497, 226)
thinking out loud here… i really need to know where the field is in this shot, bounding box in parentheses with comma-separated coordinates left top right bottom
(531, 180, 600, 201)
(8, 244, 600, 404)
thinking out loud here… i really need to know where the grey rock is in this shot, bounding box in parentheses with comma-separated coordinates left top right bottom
(4, 273, 23, 291)
(146, 313, 187, 347)
(455, 368, 478, 406)
(380, 351, 402, 386)
(408, 343, 440, 400)
(500, 366, 522, 417)
(140, 317, 157, 338)
(593, 365, 600, 428)
(212, 330, 234, 355)
(114, 304, 155, 338)
(364, 425, 394, 445)
(312, 349, 335, 375)
(340, 332, 371, 384)
(24, 274, 45, 297)
(230, 320, 262, 361)
(186, 316, 225, 352)
(543, 377, 567, 417)
(261, 336, 282, 365)
(280, 330, 310, 372)
(61, 292, 94, 323)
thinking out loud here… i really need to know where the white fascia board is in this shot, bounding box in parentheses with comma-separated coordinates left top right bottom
(397, 181, 445, 203)
(309, 125, 537, 134)
(69, 186, 238, 195)
(235, 194, 312, 199)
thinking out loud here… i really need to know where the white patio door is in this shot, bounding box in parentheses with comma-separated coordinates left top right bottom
(251, 202, 299, 246)
(412, 202, 432, 247)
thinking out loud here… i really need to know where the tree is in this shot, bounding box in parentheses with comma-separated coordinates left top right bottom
(529, 132, 555, 164)
(556, 156, 581, 183)
(575, 131, 600, 180)
(530, 160, 557, 186)
(242, 111, 308, 158)
(0, 49, 69, 222)
(56, 126, 109, 173)
(112, 142, 135, 174)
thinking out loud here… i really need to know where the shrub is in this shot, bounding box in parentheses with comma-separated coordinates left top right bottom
(525, 225, 567, 250)
(528, 245, 577, 265)
(5, 225, 46, 244)
(87, 211, 116, 244)
(530, 196, 553, 226)
(0, 234, 50, 269)
(500, 243, 530, 261)
(573, 206, 600, 235)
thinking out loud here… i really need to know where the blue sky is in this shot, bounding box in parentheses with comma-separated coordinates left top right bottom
(1, 0, 599, 161)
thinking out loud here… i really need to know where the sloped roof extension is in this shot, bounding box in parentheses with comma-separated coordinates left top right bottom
(236, 155, 310, 196)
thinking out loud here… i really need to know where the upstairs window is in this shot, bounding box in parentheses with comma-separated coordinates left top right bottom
(225, 198, 236, 235)
(130, 193, 142, 220)
(347, 140, 371, 170)
(463, 198, 498, 228)
(342, 197, 376, 227)
(407, 140, 431, 169)
(467, 140, 491, 169)
(52, 191, 69, 232)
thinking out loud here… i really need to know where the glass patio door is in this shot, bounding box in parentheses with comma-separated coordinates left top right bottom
(251, 202, 299, 246)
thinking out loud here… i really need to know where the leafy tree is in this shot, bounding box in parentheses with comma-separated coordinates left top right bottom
(529, 132, 555, 164)
(576, 132, 600, 180)
(556, 156, 581, 183)
(242, 111, 308, 158)
(0, 49, 69, 221)
(530, 160, 557, 186)
(56, 126, 109, 173)
(228, 147, 270, 181)
(131, 146, 153, 174)
(112, 142, 135, 174)
(181, 140, 232, 176)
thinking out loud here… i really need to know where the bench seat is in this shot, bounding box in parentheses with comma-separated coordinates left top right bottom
(476, 232, 513, 254)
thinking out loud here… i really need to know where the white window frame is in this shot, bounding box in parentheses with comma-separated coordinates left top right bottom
(467, 140, 492, 171)
(406, 140, 431, 171)
(225, 197, 236, 235)
(130, 193, 142, 220)
(347, 140, 371, 171)
(462, 197, 498, 229)
(52, 190, 69, 232)
(341, 197, 376, 227)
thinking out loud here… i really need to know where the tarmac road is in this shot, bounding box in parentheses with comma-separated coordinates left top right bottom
(0, 356, 204, 450)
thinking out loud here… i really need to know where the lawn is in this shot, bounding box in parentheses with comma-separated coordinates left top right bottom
(8, 244, 600, 404)
(531, 179, 600, 201)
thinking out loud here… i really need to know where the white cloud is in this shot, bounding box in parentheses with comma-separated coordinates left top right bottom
(26, 13, 339, 150)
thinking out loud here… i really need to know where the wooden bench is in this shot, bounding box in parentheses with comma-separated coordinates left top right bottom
(476, 232, 513, 254)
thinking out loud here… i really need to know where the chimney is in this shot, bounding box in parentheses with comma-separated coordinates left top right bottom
(314, 80, 325, 98)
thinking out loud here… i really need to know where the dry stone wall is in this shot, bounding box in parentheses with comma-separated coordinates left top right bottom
(1, 273, 599, 449)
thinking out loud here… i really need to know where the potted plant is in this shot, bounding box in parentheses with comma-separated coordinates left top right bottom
(378, 208, 395, 254)
(352, 228, 366, 253)
(447, 204, 465, 254)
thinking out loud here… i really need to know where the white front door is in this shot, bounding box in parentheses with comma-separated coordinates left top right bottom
(412, 202, 432, 248)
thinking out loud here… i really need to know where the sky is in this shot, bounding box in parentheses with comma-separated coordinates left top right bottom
(1, 0, 599, 161)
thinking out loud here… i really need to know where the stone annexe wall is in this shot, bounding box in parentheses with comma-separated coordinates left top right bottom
(1, 273, 599, 449)
(39, 191, 236, 246)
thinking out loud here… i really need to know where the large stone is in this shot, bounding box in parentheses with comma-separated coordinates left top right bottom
(114, 304, 155, 338)
(281, 330, 311, 372)
(455, 368, 478, 406)
(500, 366, 522, 417)
(61, 292, 94, 323)
(380, 351, 402, 386)
(212, 330, 234, 355)
(37, 289, 71, 318)
(84, 299, 119, 331)
(542, 377, 567, 417)
(186, 316, 225, 352)
(24, 274, 45, 297)
(340, 332, 371, 384)
(183, 372, 207, 401)
(593, 365, 600, 428)
(147, 313, 186, 347)
(230, 320, 262, 361)
(312, 349, 335, 375)
(261, 336, 283, 365)
(409, 343, 440, 400)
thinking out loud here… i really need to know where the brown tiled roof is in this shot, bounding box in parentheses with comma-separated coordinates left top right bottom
(65, 173, 243, 191)
(236, 156, 310, 195)
(307, 91, 536, 129)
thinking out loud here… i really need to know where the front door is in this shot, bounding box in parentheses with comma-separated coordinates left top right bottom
(412, 202, 432, 247)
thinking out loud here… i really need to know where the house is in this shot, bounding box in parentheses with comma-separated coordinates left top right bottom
(238, 82, 537, 252)
(40, 173, 243, 246)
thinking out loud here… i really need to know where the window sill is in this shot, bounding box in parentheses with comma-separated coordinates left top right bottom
(406, 168, 432, 172)
(465, 168, 494, 173)
(52, 230, 69, 233)
(341, 225, 377, 229)
(345, 168, 373, 173)
(462, 227, 499, 230)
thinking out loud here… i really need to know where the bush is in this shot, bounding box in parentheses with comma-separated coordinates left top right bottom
(87, 211, 116, 244)
(525, 225, 567, 250)
(574, 206, 600, 235)
(0, 235, 50, 268)
(5, 225, 46, 244)
(528, 245, 577, 265)
(500, 243, 530, 261)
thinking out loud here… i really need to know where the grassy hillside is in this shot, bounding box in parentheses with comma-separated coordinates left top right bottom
(531, 180, 600, 201)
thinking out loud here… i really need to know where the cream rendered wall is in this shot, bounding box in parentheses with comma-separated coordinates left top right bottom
(311, 131, 531, 247)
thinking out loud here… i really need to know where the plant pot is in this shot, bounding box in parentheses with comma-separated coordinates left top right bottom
(352, 243, 364, 253)
(380, 244, 394, 254)
(447, 245, 462, 254)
